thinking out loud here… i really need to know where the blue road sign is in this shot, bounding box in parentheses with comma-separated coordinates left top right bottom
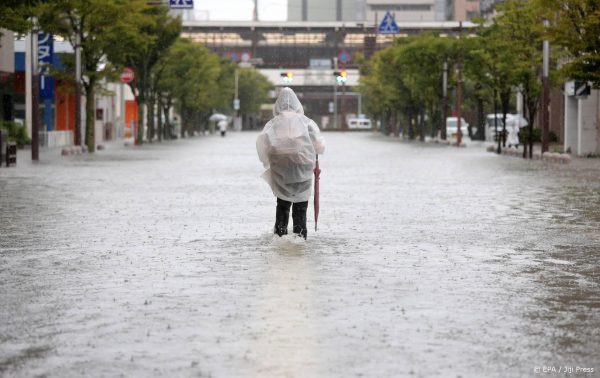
(169, 0, 194, 9)
(38, 32, 54, 100)
(378, 11, 399, 34)
(338, 51, 350, 63)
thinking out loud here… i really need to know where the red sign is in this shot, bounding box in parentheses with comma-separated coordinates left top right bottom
(120, 68, 134, 83)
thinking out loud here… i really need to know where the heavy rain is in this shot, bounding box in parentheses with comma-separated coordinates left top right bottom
(1, 0, 599, 377)
(2, 133, 599, 377)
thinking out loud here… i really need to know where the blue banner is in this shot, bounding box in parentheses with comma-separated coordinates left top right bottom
(38, 32, 54, 100)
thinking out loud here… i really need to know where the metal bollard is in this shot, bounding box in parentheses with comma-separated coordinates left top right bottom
(6, 142, 17, 167)
(0, 129, 5, 166)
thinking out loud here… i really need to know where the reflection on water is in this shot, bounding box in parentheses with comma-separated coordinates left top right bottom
(252, 233, 319, 376)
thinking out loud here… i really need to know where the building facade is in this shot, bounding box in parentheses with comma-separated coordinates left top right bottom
(0, 29, 15, 123)
(288, 0, 486, 23)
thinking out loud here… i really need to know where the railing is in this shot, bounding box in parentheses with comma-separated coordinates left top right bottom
(39, 131, 74, 148)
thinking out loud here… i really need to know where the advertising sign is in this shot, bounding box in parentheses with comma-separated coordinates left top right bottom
(38, 32, 54, 100)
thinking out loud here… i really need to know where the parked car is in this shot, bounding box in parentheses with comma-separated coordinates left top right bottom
(446, 117, 469, 140)
(347, 118, 372, 130)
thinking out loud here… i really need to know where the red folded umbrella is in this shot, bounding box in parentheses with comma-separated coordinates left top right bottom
(314, 155, 321, 232)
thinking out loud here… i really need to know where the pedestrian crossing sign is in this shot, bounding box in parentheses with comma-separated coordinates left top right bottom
(169, 0, 194, 9)
(378, 11, 399, 34)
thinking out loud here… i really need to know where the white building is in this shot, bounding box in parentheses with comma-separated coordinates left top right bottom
(288, 0, 450, 23)
(564, 82, 600, 156)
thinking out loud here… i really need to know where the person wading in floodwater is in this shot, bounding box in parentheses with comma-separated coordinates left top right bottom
(256, 87, 326, 239)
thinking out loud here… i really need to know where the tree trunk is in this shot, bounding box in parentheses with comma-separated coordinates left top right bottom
(180, 105, 187, 139)
(84, 82, 95, 153)
(522, 94, 537, 159)
(408, 109, 415, 140)
(137, 96, 145, 145)
(476, 96, 484, 140)
(383, 112, 390, 136)
(419, 108, 425, 142)
(500, 89, 511, 148)
(163, 102, 171, 140)
(147, 96, 155, 143)
(157, 95, 163, 142)
(527, 101, 536, 159)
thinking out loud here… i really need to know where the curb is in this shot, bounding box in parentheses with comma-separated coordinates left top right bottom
(61, 145, 89, 156)
(486, 145, 571, 164)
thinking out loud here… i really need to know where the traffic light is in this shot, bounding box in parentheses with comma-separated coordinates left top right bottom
(280, 71, 293, 83)
(333, 70, 347, 84)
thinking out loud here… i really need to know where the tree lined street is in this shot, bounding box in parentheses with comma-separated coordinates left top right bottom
(1, 133, 599, 376)
(2, 1, 600, 376)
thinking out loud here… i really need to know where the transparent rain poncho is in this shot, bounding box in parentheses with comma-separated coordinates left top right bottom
(256, 87, 326, 202)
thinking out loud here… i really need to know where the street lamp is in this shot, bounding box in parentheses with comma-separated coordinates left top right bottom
(455, 21, 463, 147)
(442, 60, 448, 140)
(541, 18, 550, 154)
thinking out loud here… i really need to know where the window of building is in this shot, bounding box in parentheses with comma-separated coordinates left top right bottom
(369, 4, 433, 12)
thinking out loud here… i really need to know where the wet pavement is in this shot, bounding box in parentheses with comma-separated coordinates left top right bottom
(1, 132, 599, 377)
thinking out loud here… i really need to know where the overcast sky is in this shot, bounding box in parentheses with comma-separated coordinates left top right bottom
(193, 0, 288, 21)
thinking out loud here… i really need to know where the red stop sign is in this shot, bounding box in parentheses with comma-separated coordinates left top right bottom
(120, 67, 134, 83)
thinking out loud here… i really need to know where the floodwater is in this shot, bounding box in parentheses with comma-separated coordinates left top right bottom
(1, 132, 599, 377)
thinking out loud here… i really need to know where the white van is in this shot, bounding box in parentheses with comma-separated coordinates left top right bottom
(446, 117, 469, 140)
(347, 118, 372, 130)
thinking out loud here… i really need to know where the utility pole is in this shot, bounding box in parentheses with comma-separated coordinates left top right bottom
(455, 22, 463, 147)
(341, 68, 347, 131)
(31, 25, 40, 161)
(442, 59, 448, 140)
(234, 68, 241, 131)
(333, 57, 338, 129)
(495, 89, 501, 154)
(75, 29, 82, 146)
(541, 19, 550, 153)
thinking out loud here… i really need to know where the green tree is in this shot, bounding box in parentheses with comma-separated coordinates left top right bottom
(494, 0, 546, 158)
(358, 48, 404, 136)
(213, 58, 236, 114)
(544, 0, 600, 87)
(466, 21, 520, 150)
(0, 1, 49, 33)
(394, 34, 456, 140)
(111, 4, 181, 144)
(38, 0, 150, 152)
(158, 38, 221, 138)
(237, 68, 272, 129)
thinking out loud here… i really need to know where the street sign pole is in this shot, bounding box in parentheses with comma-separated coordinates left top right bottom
(341, 70, 347, 131)
(541, 19, 550, 154)
(333, 57, 338, 129)
(31, 26, 39, 161)
(455, 22, 463, 147)
(442, 60, 448, 140)
(75, 30, 82, 146)
(234, 69, 241, 131)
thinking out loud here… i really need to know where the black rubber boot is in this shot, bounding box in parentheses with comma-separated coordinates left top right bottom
(274, 198, 291, 236)
(292, 201, 308, 239)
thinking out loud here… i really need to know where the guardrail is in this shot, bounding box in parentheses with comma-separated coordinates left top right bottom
(40, 131, 74, 148)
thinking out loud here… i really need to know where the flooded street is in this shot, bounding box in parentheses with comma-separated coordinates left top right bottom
(1, 132, 599, 377)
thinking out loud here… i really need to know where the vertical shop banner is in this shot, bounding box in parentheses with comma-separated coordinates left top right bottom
(38, 32, 54, 100)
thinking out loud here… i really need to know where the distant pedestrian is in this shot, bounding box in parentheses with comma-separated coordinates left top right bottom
(507, 118, 520, 148)
(256, 87, 325, 239)
(218, 120, 227, 137)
